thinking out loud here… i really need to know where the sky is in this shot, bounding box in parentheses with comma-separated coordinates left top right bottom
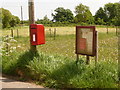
(1, 0, 120, 20)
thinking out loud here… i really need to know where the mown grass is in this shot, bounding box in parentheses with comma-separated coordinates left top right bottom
(1, 30, 119, 88)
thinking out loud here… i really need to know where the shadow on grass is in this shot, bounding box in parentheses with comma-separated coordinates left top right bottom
(49, 60, 86, 88)
(4, 50, 40, 78)
(15, 50, 39, 77)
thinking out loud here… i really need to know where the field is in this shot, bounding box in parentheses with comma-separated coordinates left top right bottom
(1, 26, 119, 88)
(1, 26, 118, 60)
(1, 26, 118, 36)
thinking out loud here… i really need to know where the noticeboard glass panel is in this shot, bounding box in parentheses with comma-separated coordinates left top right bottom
(76, 26, 96, 56)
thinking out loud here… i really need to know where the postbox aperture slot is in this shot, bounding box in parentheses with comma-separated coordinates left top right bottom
(31, 28, 37, 29)
(33, 33, 36, 42)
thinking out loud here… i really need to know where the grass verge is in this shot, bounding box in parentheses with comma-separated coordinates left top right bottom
(2, 50, 118, 88)
(1, 31, 118, 88)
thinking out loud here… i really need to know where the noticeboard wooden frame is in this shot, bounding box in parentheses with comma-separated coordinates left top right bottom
(76, 26, 97, 57)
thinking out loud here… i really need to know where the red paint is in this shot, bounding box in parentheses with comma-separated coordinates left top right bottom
(79, 38, 86, 50)
(30, 24, 45, 45)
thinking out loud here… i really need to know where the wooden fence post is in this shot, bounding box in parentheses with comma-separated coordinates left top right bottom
(116, 26, 118, 36)
(6, 35, 9, 55)
(106, 25, 108, 34)
(17, 29, 19, 37)
(54, 28, 56, 40)
(49, 28, 52, 37)
(11, 29, 14, 37)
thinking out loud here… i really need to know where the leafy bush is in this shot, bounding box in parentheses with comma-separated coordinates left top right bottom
(1, 36, 18, 56)
(1, 36, 21, 75)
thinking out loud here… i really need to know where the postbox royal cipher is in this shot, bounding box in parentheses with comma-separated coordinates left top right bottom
(30, 24, 45, 45)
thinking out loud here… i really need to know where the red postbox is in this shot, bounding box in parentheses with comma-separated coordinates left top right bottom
(30, 24, 45, 45)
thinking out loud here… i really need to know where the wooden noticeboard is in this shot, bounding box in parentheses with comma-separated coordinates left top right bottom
(76, 26, 97, 56)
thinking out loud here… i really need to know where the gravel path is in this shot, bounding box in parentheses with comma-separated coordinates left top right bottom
(0, 75, 45, 89)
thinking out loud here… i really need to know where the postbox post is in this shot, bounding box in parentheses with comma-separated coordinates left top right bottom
(28, 0, 37, 52)
(86, 55, 90, 65)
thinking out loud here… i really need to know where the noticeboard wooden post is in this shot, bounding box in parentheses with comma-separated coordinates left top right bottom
(76, 26, 97, 64)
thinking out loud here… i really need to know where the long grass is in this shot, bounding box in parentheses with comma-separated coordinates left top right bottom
(27, 53, 118, 88)
(2, 50, 118, 88)
(1, 29, 119, 88)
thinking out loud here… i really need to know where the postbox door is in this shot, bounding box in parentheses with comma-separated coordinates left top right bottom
(37, 25, 45, 45)
(30, 24, 38, 45)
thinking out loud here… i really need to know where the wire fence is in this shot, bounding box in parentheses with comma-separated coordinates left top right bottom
(1, 26, 120, 38)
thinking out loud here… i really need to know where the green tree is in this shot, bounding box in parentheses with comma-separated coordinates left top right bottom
(94, 7, 108, 24)
(96, 18, 106, 25)
(1, 8, 20, 28)
(95, 2, 120, 25)
(104, 3, 116, 20)
(52, 7, 74, 23)
(36, 15, 53, 27)
(104, 2, 120, 25)
(114, 3, 120, 26)
(43, 15, 50, 21)
(10, 15, 20, 27)
(1, 8, 12, 28)
(36, 15, 52, 25)
(74, 3, 94, 24)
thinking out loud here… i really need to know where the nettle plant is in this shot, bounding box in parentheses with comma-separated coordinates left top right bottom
(1, 36, 20, 56)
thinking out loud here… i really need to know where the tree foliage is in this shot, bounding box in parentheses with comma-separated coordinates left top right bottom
(74, 4, 94, 24)
(94, 7, 108, 25)
(36, 15, 52, 25)
(114, 3, 120, 25)
(1, 8, 12, 28)
(52, 7, 74, 23)
(95, 2, 120, 25)
(10, 15, 20, 27)
(1, 8, 20, 28)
